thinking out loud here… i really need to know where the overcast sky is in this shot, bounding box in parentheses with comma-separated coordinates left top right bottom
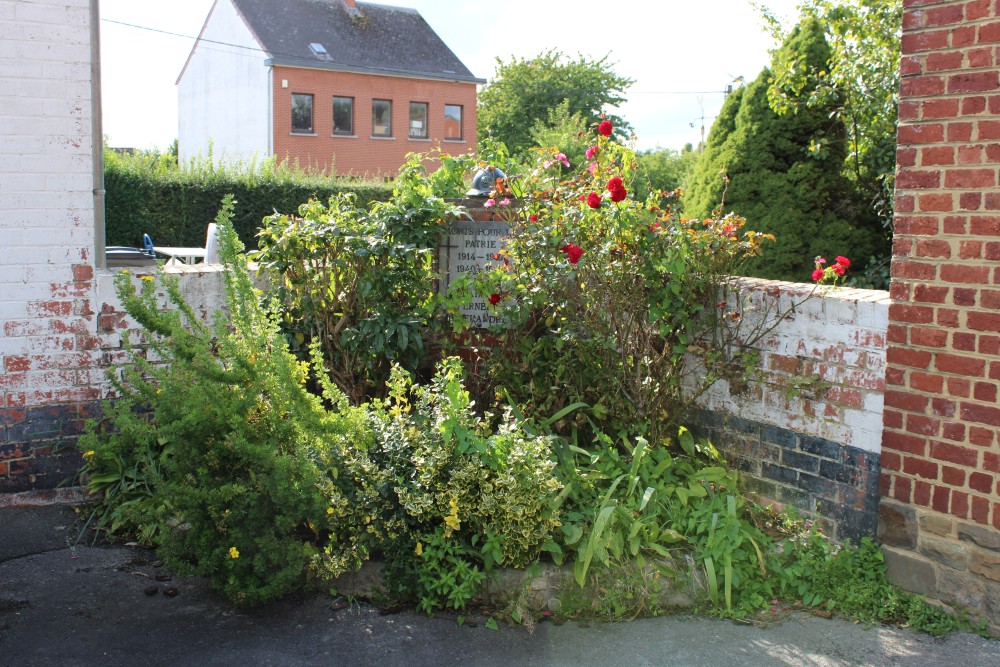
(98, 0, 802, 153)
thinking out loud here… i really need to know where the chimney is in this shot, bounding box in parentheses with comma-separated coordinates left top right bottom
(343, 0, 356, 7)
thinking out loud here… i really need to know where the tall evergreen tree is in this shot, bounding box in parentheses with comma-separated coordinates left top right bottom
(685, 18, 879, 281)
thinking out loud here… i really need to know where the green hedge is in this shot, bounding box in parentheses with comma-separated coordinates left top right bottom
(103, 149, 393, 250)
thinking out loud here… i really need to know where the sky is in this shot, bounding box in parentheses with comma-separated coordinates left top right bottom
(98, 0, 803, 153)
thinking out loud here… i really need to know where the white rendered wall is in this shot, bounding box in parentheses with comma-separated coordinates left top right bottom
(177, 0, 271, 165)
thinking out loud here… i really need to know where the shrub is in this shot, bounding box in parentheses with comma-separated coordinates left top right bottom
(252, 153, 474, 404)
(359, 359, 563, 612)
(466, 123, 776, 443)
(684, 18, 883, 281)
(103, 148, 392, 249)
(79, 196, 371, 605)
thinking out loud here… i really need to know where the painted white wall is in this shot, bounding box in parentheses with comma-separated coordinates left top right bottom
(694, 278, 890, 454)
(177, 0, 271, 165)
(0, 0, 98, 402)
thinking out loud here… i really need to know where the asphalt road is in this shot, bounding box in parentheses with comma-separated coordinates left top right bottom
(2, 505, 999, 667)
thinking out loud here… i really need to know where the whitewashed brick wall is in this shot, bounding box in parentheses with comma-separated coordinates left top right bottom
(697, 277, 891, 454)
(1, 0, 98, 411)
(691, 277, 890, 540)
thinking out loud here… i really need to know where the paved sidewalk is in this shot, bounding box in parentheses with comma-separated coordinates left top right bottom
(2, 505, 999, 667)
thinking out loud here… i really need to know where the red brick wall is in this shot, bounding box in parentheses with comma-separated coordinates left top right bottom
(883, 0, 1000, 526)
(880, 0, 1000, 626)
(271, 66, 478, 176)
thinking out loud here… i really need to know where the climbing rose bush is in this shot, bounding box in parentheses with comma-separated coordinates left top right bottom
(467, 121, 775, 440)
(812, 255, 851, 283)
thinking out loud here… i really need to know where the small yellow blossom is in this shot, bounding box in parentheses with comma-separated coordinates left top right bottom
(82, 450, 95, 462)
(140, 275, 155, 282)
(327, 507, 334, 515)
(443, 497, 461, 535)
(229, 546, 240, 559)
(415, 542, 423, 556)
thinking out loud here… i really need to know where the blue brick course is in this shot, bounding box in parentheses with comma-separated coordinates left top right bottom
(688, 407, 879, 542)
(0, 403, 93, 494)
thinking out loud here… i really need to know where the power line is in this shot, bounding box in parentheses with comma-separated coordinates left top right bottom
(101, 18, 732, 97)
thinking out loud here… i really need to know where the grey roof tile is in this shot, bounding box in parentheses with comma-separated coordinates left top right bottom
(231, 0, 483, 82)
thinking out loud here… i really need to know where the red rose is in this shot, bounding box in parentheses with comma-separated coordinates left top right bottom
(488, 293, 502, 306)
(832, 264, 845, 276)
(811, 268, 825, 281)
(607, 177, 627, 203)
(586, 192, 602, 209)
(560, 243, 583, 265)
(529, 214, 538, 222)
(835, 255, 851, 269)
(598, 120, 613, 137)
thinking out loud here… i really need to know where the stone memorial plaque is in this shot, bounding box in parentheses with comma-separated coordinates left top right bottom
(439, 219, 510, 328)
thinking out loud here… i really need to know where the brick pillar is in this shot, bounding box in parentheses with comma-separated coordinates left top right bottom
(880, 0, 1000, 626)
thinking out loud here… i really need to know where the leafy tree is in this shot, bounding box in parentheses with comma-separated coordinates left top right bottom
(685, 17, 880, 281)
(529, 99, 591, 176)
(759, 0, 901, 284)
(633, 144, 700, 202)
(477, 50, 633, 159)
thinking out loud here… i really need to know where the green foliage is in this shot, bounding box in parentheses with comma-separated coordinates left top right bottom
(772, 528, 986, 636)
(103, 147, 391, 250)
(548, 423, 770, 617)
(358, 359, 562, 613)
(528, 100, 592, 176)
(251, 153, 470, 403)
(760, 0, 901, 235)
(470, 124, 776, 443)
(632, 145, 699, 203)
(685, 17, 883, 281)
(477, 49, 633, 160)
(79, 197, 372, 606)
(414, 526, 486, 614)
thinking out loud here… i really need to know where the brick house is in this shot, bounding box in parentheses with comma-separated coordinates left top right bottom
(177, 0, 484, 175)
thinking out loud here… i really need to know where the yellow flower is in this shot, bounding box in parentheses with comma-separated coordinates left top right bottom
(443, 497, 461, 535)
(327, 507, 334, 515)
(82, 450, 95, 462)
(415, 542, 423, 556)
(140, 275, 155, 282)
(229, 546, 240, 559)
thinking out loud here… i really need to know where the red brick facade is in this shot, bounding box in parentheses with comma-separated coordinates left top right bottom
(880, 0, 1000, 625)
(271, 66, 478, 176)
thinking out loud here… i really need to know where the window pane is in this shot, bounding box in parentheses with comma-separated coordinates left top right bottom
(409, 102, 428, 138)
(333, 96, 354, 134)
(292, 93, 313, 133)
(444, 104, 463, 140)
(372, 99, 392, 136)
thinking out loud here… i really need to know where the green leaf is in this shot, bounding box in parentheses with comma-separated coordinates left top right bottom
(639, 486, 655, 511)
(485, 617, 499, 631)
(678, 427, 696, 457)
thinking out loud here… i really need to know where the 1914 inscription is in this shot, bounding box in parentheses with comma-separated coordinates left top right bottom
(439, 219, 510, 328)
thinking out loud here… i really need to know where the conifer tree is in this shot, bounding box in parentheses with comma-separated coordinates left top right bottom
(685, 18, 879, 281)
